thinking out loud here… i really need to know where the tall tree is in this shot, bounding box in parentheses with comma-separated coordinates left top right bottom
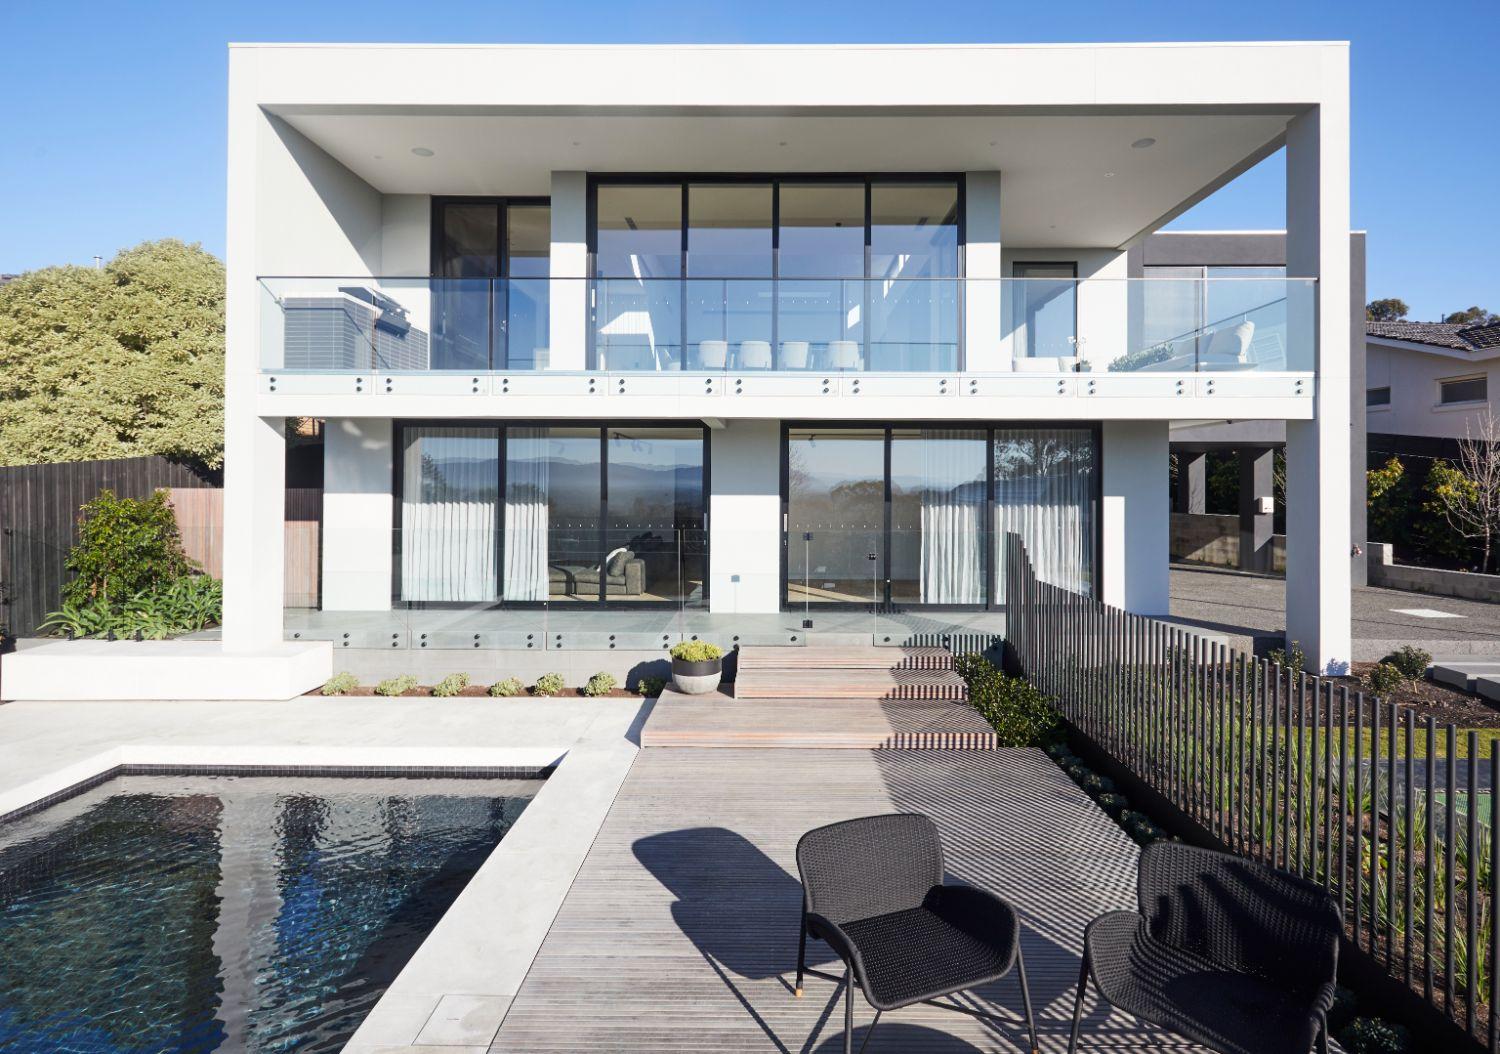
(1442, 306, 1500, 326)
(1366, 298, 1409, 322)
(0, 240, 224, 468)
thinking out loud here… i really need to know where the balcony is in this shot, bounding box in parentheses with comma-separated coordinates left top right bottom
(258, 275, 1316, 378)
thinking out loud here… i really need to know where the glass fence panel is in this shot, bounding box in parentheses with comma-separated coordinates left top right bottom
(258, 276, 1319, 375)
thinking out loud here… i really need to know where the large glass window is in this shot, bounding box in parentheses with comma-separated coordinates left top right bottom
(397, 423, 706, 607)
(431, 200, 551, 371)
(994, 428, 1096, 596)
(785, 424, 1096, 608)
(870, 183, 960, 371)
(786, 428, 886, 605)
(687, 184, 772, 369)
(399, 427, 501, 603)
(1009, 262, 1078, 361)
(594, 185, 683, 370)
(504, 204, 551, 370)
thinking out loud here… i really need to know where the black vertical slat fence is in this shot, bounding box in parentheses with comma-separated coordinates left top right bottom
(0, 456, 221, 637)
(1002, 533, 1499, 1051)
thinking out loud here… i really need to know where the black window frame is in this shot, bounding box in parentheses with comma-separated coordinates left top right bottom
(1366, 386, 1393, 407)
(391, 418, 710, 610)
(779, 419, 1102, 612)
(586, 173, 966, 371)
(1438, 375, 1488, 406)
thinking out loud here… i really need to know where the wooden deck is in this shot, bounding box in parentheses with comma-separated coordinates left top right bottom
(490, 747, 1192, 1052)
(733, 646, 968, 700)
(642, 696, 999, 749)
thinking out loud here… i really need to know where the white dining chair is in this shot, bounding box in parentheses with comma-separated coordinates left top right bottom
(739, 340, 772, 369)
(698, 340, 728, 369)
(829, 340, 862, 370)
(780, 341, 810, 370)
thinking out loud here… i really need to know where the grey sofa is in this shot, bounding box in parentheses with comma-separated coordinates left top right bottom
(548, 550, 647, 596)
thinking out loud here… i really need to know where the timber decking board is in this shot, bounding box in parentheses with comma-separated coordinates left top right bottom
(642, 697, 997, 749)
(489, 748, 1182, 1053)
(731, 645, 968, 701)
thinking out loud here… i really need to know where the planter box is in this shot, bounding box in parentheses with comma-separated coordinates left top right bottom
(672, 656, 722, 695)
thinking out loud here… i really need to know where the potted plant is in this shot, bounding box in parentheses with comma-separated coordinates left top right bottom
(670, 640, 724, 695)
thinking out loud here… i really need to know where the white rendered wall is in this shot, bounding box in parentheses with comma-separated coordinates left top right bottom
(1284, 83, 1353, 674)
(1100, 420, 1170, 615)
(322, 419, 395, 611)
(708, 420, 782, 613)
(964, 172, 1004, 371)
(549, 171, 588, 370)
(1001, 247, 1129, 369)
(1366, 342, 1499, 441)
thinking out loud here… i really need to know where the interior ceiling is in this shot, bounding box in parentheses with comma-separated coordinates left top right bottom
(276, 110, 1289, 248)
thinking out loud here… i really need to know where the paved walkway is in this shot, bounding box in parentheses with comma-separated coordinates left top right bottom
(490, 747, 1188, 1053)
(1171, 565, 1500, 659)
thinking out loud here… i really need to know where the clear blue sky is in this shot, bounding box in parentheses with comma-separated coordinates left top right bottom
(1, 0, 1493, 321)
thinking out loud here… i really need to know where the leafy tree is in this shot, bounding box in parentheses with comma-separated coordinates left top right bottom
(1366, 298, 1409, 322)
(0, 239, 224, 468)
(62, 489, 193, 606)
(1442, 306, 1500, 326)
(1367, 456, 1414, 548)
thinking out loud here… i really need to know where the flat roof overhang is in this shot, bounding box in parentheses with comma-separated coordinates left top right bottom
(236, 42, 1345, 249)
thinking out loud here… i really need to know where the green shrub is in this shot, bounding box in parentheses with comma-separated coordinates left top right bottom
(1266, 638, 1307, 672)
(952, 652, 993, 685)
(1337, 1017, 1412, 1054)
(584, 672, 618, 697)
(964, 659, 1062, 747)
(670, 640, 723, 662)
(431, 672, 470, 697)
(1366, 662, 1405, 695)
(1384, 645, 1431, 682)
(1096, 793, 1128, 818)
(1044, 742, 1075, 764)
(321, 672, 359, 696)
(1328, 986, 1359, 1033)
(533, 672, 567, 697)
(1080, 772, 1115, 797)
(636, 675, 667, 697)
(63, 490, 193, 606)
(1120, 810, 1168, 846)
(488, 676, 525, 698)
(375, 674, 418, 697)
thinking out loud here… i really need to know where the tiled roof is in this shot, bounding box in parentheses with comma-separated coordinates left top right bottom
(1367, 320, 1500, 353)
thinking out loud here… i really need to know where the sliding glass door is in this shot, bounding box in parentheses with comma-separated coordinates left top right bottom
(784, 424, 1097, 608)
(398, 423, 706, 607)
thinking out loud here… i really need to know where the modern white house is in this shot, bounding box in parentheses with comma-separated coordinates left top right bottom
(1366, 320, 1500, 458)
(173, 39, 1352, 692)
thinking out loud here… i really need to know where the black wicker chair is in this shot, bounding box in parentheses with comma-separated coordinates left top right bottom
(795, 813, 1038, 1054)
(1069, 841, 1341, 1054)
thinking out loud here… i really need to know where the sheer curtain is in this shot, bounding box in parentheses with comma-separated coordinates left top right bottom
(994, 428, 1095, 595)
(918, 429, 984, 604)
(503, 427, 550, 601)
(400, 427, 498, 602)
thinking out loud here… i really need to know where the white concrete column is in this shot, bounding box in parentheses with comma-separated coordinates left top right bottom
(1285, 69, 1353, 674)
(322, 418, 394, 611)
(964, 172, 1004, 371)
(222, 416, 286, 651)
(708, 420, 782, 614)
(548, 171, 588, 370)
(1100, 420, 1170, 615)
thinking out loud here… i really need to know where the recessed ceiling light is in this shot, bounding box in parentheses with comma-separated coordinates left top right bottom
(1104, 172, 1115, 178)
(1132, 137, 1157, 149)
(571, 140, 580, 147)
(410, 147, 434, 157)
(988, 140, 997, 147)
(778, 141, 788, 147)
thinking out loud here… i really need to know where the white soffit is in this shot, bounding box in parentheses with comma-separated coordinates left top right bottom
(275, 110, 1289, 248)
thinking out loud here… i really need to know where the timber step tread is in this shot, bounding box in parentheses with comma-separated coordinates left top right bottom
(736, 645, 956, 671)
(733, 672, 966, 700)
(641, 697, 995, 749)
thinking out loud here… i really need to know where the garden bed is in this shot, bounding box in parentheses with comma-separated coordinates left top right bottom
(1333, 662, 1500, 726)
(305, 684, 642, 699)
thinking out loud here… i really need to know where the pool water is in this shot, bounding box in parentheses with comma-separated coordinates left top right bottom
(0, 774, 539, 1053)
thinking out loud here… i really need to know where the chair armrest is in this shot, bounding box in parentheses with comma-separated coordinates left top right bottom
(805, 911, 862, 975)
(928, 885, 1021, 966)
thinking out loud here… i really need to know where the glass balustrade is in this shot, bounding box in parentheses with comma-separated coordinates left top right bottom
(258, 276, 1316, 375)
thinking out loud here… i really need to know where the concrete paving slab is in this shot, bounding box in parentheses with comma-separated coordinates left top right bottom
(414, 995, 513, 1047)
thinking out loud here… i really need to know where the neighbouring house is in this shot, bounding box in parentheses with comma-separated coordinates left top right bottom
(1128, 230, 1369, 582)
(10, 39, 1357, 697)
(1366, 320, 1500, 459)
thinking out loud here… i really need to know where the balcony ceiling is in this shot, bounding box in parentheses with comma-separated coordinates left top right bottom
(274, 109, 1289, 248)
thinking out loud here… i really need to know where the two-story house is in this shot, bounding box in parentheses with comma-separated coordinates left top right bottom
(208, 40, 1353, 692)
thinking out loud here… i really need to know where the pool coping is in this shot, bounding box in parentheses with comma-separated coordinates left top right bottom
(0, 699, 652, 1054)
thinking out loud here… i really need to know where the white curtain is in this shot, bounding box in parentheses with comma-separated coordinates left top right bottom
(994, 428, 1095, 595)
(918, 429, 984, 604)
(503, 427, 550, 601)
(400, 427, 499, 602)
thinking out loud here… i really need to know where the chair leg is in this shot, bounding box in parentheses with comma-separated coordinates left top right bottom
(844, 966, 854, 1054)
(1069, 947, 1091, 1054)
(855, 1009, 882, 1054)
(1015, 942, 1039, 1054)
(795, 916, 807, 997)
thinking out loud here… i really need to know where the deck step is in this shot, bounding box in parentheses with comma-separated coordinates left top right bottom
(733, 669, 966, 700)
(736, 646, 956, 671)
(642, 697, 995, 749)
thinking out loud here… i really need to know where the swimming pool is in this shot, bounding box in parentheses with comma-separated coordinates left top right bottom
(0, 773, 540, 1053)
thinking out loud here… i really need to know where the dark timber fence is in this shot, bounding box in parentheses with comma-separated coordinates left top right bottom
(0, 456, 221, 637)
(1003, 533, 1499, 1051)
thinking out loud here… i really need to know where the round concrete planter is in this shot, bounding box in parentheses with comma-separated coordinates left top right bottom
(671, 656, 722, 695)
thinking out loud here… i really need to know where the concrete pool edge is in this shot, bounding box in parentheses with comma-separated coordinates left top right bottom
(341, 700, 651, 1053)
